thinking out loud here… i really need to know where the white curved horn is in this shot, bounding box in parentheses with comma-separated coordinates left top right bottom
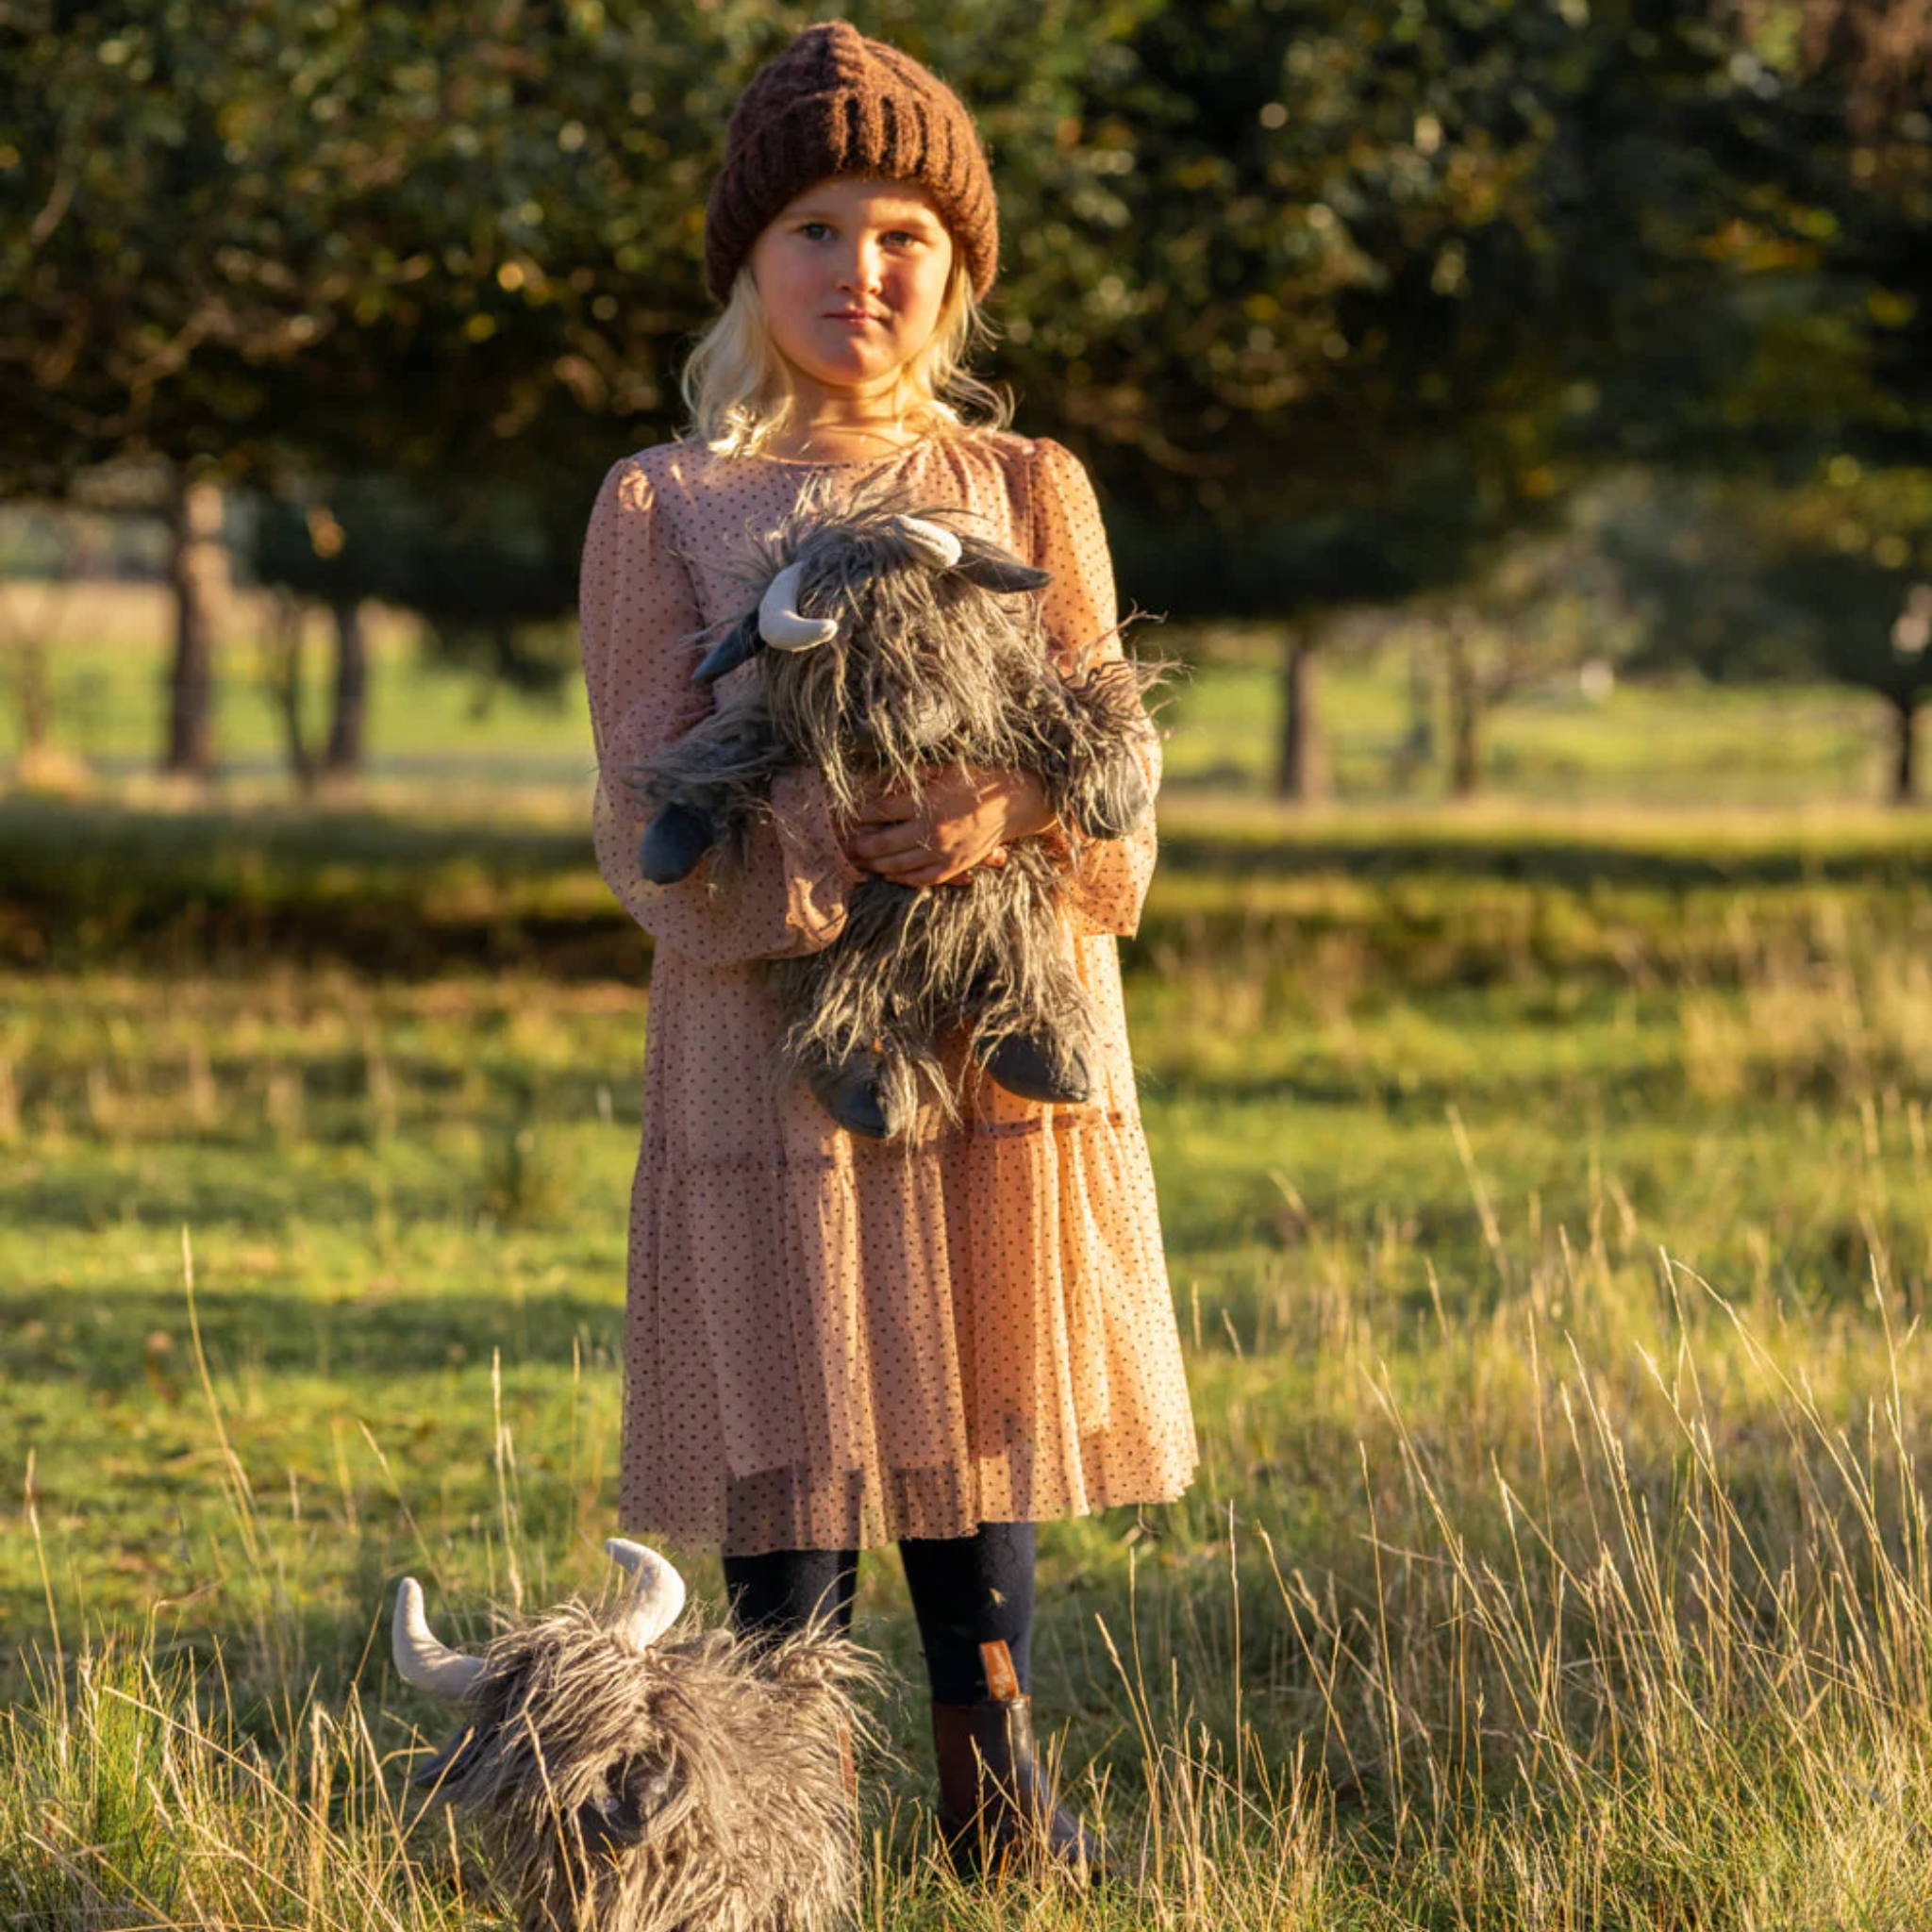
(392, 1577, 488, 1702)
(607, 1539, 688, 1654)
(758, 561, 840, 651)
(894, 515, 963, 570)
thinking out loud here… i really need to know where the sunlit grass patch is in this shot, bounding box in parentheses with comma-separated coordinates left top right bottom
(8, 1228, 1932, 1927)
(8, 799, 1932, 1923)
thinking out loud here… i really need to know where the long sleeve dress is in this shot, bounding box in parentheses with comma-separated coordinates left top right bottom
(577, 426, 1198, 1557)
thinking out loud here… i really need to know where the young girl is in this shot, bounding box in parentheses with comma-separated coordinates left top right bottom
(576, 19, 1196, 1877)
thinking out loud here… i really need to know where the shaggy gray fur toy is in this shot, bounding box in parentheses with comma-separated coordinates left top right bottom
(626, 475, 1167, 1141)
(394, 1544, 881, 1932)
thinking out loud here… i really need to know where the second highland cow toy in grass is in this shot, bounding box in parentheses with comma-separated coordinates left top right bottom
(628, 476, 1164, 1141)
(394, 1540, 879, 1932)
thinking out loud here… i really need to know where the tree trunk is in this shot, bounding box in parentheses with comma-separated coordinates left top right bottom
(2, 526, 84, 783)
(164, 467, 228, 776)
(12, 640, 51, 754)
(1445, 616, 1481, 797)
(265, 590, 321, 791)
(1389, 633, 1435, 790)
(1275, 633, 1329, 802)
(325, 596, 368, 774)
(1890, 691, 1919, 804)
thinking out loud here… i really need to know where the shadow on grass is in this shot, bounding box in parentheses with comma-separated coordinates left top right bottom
(1155, 827, 1932, 890)
(0, 792, 592, 884)
(0, 792, 637, 977)
(1, 1279, 621, 1383)
(8, 791, 1932, 979)
(2, 1156, 471, 1236)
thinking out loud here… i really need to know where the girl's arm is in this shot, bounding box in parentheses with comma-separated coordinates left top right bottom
(1028, 436, 1162, 940)
(579, 454, 866, 968)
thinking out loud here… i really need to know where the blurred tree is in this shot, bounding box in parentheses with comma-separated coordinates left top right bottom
(4, 0, 1926, 793)
(247, 497, 364, 786)
(1113, 432, 1577, 794)
(0, 0, 708, 765)
(164, 464, 229, 775)
(1020, 0, 1839, 793)
(1426, 512, 1637, 795)
(1734, 0, 1932, 133)
(1606, 464, 1932, 800)
(1572, 8, 1931, 801)
(8, 0, 1923, 489)
(246, 464, 592, 780)
(0, 1, 1142, 766)
(0, 533, 64, 777)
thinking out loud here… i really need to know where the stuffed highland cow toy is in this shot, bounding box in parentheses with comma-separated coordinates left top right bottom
(394, 1540, 879, 1932)
(628, 479, 1163, 1142)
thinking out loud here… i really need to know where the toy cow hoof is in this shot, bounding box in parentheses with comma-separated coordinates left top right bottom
(639, 804, 716, 884)
(981, 1034, 1095, 1107)
(807, 1052, 904, 1141)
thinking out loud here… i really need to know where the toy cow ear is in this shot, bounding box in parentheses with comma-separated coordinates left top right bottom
(411, 1723, 490, 1790)
(952, 542, 1052, 594)
(691, 613, 760, 685)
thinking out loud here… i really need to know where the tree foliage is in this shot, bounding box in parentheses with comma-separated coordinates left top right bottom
(2, 0, 1927, 775)
(8, 0, 1869, 511)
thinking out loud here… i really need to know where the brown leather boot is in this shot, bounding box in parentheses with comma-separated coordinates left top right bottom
(929, 1640, 1111, 1884)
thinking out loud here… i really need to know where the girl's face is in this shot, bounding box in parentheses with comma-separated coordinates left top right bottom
(748, 176, 956, 401)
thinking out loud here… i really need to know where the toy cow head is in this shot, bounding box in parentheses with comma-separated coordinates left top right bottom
(691, 509, 1050, 686)
(392, 1540, 875, 1932)
(686, 493, 1061, 810)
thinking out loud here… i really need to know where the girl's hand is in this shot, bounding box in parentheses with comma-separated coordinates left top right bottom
(840, 764, 1056, 889)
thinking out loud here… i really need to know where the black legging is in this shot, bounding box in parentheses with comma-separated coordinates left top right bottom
(722, 1520, 1036, 1703)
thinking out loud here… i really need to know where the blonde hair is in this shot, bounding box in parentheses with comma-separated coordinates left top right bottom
(680, 248, 1013, 458)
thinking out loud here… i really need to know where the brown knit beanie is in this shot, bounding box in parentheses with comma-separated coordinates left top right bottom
(703, 20, 999, 306)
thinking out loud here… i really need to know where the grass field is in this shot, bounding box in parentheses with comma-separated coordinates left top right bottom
(6, 627, 1932, 1924)
(4, 576, 1910, 803)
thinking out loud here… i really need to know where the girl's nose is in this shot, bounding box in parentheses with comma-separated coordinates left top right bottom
(836, 241, 887, 296)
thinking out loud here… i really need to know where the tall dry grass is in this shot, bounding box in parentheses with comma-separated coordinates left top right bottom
(8, 1220, 1932, 1928)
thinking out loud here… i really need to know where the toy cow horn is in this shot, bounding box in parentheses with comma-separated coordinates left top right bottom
(607, 1538, 687, 1653)
(893, 515, 963, 569)
(392, 1577, 488, 1702)
(759, 561, 840, 651)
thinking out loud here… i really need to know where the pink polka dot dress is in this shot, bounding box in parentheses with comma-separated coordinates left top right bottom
(576, 426, 1198, 1556)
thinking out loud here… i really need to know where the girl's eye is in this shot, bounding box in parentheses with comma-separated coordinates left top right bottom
(793, 221, 926, 246)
